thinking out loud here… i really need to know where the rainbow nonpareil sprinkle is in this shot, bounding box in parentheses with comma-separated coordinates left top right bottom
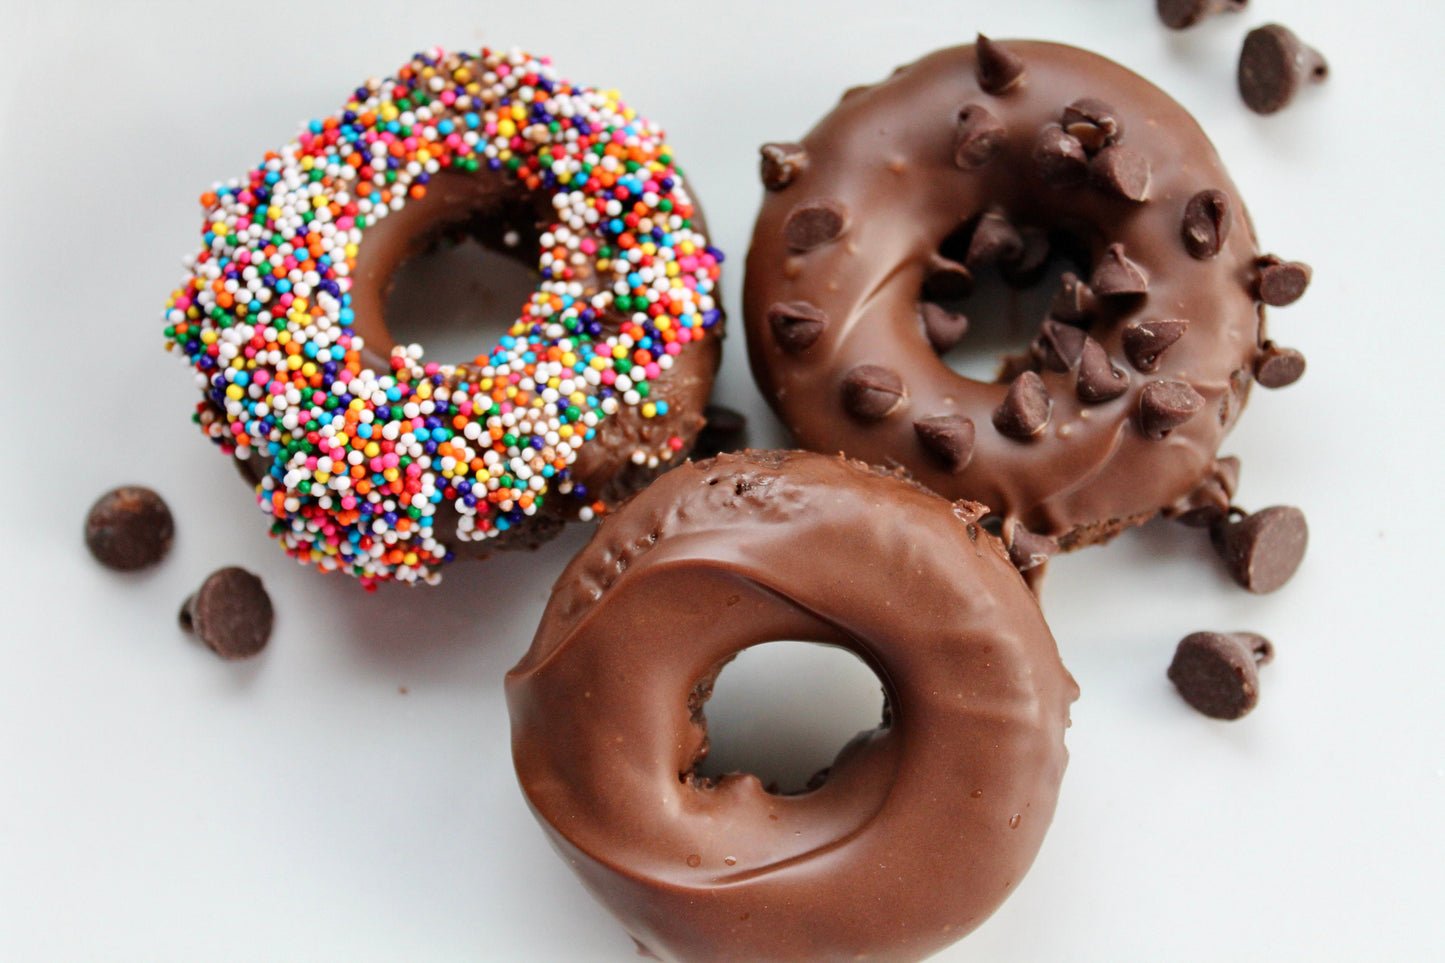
(164, 47, 723, 589)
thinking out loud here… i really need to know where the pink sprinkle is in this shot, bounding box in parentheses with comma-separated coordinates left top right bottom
(600, 369, 616, 385)
(665, 342, 682, 356)
(644, 362, 660, 379)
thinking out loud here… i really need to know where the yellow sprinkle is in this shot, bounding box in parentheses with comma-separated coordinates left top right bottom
(225, 385, 244, 400)
(287, 356, 303, 371)
(498, 119, 517, 138)
(641, 403, 657, 418)
(301, 362, 317, 377)
(364, 442, 380, 457)
(200, 329, 218, 344)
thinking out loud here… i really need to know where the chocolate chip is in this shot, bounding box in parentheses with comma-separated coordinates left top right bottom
(180, 566, 274, 661)
(783, 199, 848, 251)
(954, 105, 1007, 169)
(841, 364, 906, 420)
(1048, 272, 1096, 324)
(692, 405, 749, 460)
(759, 142, 808, 191)
(1211, 505, 1308, 593)
(1090, 145, 1151, 202)
(1076, 338, 1130, 403)
(1239, 24, 1328, 115)
(1168, 631, 1273, 720)
(975, 34, 1026, 95)
(1091, 243, 1149, 297)
(966, 210, 1024, 268)
(1172, 455, 1241, 527)
(1007, 527, 1058, 572)
(913, 414, 976, 471)
(920, 302, 969, 353)
(1032, 126, 1088, 187)
(1157, 0, 1248, 30)
(1062, 98, 1123, 152)
(922, 252, 973, 300)
(84, 486, 174, 571)
(767, 301, 829, 353)
(1256, 256, 1312, 306)
(1139, 380, 1205, 439)
(1182, 189, 1233, 260)
(1033, 319, 1087, 372)
(1001, 228, 1050, 287)
(1122, 319, 1188, 372)
(993, 371, 1052, 440)
(1254, 342, 1306, 388)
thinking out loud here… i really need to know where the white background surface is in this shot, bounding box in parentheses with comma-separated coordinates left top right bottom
(2, 1, 1442, 960)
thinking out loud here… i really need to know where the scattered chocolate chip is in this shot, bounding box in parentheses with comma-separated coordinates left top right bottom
(782, 199, 849, 252)
(1090, 145, 1151, 202)
(1076, 338, 1130, 403)
(1122, 319, 1188, 372)
(1062, 98, 1123, 152)
(1157, 0, 1248, 30)
(993, 371, 1052, 439)
(1239, 24, 1328, 115)
(922, 252, 973, 300)
(1139, 380, 1205, 439)
(975, 34, 1026, 95)
(1181, 189, 1233, 260)
(1033, 319, 1087, 372)
(1091, 243, 1149, 297)
(1172, 455, 1241, 527)
(692, 405, 749, 460)
(180, 566, 274, 661)
(759, 142, 808, 191)
(1048, 272, 1096, 324)
(920, 302, 969, 353)
(1032, 126, 1088, 187)
(1001, 228, 1050, 287)
(1254, 342, 1306, 388)
(913, 414, 977, 471)
(954, 105, 1007, 169)
(1256, 256, 1312, 306)
(1168, 631, 1273, 720)
(1211, 505, 1308, 593)
(966, 210, 1024, 268)
(841, 364, 906, 420)
(1007, 527, 1058, 572)
(84, 486, 174, 571)
(766, 301, 829, 353)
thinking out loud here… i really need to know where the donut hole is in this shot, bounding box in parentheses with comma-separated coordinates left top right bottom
(691, 640, 888, 796)
(924, 224, 1090, 383)
(383, 216, 543, 366)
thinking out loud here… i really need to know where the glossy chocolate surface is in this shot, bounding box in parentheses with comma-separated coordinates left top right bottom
(508, 451, 1077, 962)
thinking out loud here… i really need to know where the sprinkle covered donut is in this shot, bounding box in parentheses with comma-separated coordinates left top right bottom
(164, 47, 724, 587)
(744, 39, 1309, 556)
(508, 450, 1077, 963)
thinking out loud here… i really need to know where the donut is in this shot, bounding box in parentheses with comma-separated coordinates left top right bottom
(163, 46, 724, 587)
(508, 450, 1077, 963)
(744, 38, 1310, 553)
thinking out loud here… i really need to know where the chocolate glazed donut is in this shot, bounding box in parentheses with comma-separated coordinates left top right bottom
(507, 450, 1077, 963)
(744, 39, 1310, 553)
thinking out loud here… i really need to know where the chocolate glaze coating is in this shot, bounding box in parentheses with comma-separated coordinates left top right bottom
(507, 451, 1077, 962)
(240, 167, 720, 560)
(744, 41, 1277, 549)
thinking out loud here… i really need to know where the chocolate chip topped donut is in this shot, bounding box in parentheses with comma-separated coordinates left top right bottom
(163, 47, 723, 587)
(744, 38, 1309, 551)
